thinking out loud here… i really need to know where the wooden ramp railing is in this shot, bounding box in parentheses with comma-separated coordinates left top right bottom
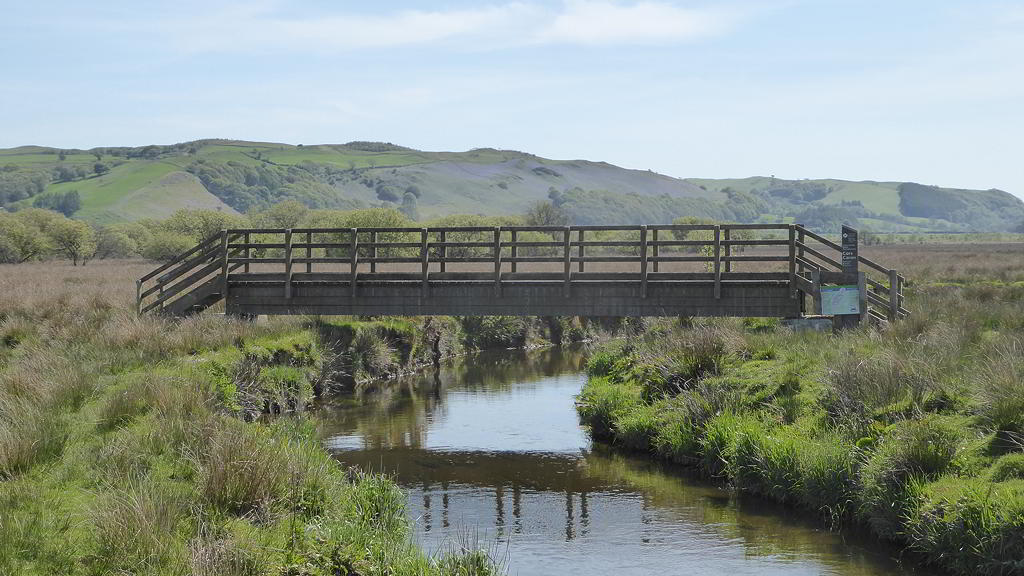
(136, 224, 907, 322)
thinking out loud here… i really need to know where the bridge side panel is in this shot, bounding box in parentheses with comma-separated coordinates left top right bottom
(226, 281, 800, 317)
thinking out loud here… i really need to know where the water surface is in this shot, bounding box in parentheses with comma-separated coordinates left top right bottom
(319, 347, 924, 576)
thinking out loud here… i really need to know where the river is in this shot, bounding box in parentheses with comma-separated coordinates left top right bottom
(318, 346, 925, 576)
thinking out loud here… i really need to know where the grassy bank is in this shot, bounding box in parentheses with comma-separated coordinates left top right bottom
(0, 261, 505, 575)
(576, 248, 1024, 575)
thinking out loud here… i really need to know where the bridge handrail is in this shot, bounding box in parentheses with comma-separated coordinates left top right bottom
(137, 223, 906, 322)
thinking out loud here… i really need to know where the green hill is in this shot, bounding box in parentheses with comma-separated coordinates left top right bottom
(1, 140, 1021, 232)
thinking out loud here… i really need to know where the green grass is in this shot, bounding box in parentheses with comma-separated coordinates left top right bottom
(11, 159, 235, 224)
(576, 275, 1024, 574)
(0, 262, 507, 575)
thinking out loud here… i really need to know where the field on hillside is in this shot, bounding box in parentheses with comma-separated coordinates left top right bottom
(3, 140, 1022, 231)
(577, 241, 1024, 575)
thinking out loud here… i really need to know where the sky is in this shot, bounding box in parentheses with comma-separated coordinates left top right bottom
(2, 1, 1022, 196)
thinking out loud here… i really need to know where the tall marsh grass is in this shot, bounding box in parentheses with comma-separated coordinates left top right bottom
(0, 260, 503, 575)
(577, 248, 1024, 575)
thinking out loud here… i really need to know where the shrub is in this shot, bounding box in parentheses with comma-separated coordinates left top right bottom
(576, 377, 642, 441)
(614, 404, 660, 452)
(821, 348, 933, 436)
(141, 230, 194, 262)
(351, 328, 398, 381)
(97, 374, 155, 431)
(701, 412, 761, 478)
(460, 316, 532, 350)
(907, 477, 1024, 576)
(0, 399, 67, 478)
(991, 453, 1024, 482)
(974, 339, 1024, 433)
(188, 534, 263, 576)
(795, 437, 858, 521)
(585, 344, 622, 377)
(195, 419, 289, 517)
(88, 478, 187, 573)
(257, 365, 312, 414)
(859, 417, 963, 538)
(728, 424, 800, 502)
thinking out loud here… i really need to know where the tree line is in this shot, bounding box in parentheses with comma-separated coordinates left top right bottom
(0, 198, 775, 267)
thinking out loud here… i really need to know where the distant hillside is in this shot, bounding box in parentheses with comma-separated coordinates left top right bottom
(1, 140, 1021, 232)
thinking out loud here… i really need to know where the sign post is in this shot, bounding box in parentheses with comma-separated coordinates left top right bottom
(833, 225, 862, 330)
(841, 225, 858, 274)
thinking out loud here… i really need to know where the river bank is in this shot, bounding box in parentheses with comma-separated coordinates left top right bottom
(0, 261, 510, 575)
(576, 282, 1024, 575)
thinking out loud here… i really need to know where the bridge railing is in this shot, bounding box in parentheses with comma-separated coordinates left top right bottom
(136, 224, 906, 322)
(790, 226, 907, 323)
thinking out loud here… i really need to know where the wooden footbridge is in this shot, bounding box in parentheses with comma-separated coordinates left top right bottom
(136, 224, 907, 323)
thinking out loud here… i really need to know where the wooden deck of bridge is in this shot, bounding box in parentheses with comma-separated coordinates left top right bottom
(136, 224, 907, 322)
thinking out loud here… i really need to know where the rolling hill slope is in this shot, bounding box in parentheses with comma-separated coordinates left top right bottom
(1, 140, 1020, 232)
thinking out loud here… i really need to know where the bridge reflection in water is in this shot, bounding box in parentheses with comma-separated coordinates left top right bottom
(318, 347, 925, 576)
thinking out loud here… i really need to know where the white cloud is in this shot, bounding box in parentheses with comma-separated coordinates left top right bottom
(538, 1, 737, 44)
(153, 1, 742, 53)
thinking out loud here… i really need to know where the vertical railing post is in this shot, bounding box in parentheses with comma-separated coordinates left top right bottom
(858, 271, 868, 325)
(349, 228, 359, 297)
(811, 268, 823, 315)
(796, 225, 806, 275)
(283, 229, 293, 299)
(135, 279, 142, 316)
(652, 228, 659, 273)
(788, 225, 797, 298)
(439, 229, 447, 273)
(370, 230, 377, 274)
(723, 227, 732, 273)
(578, 229, 585, 273)
(563, 226, 572, 298)
(640, 225, 648, 299)
(421, 228, 430, 297)
(243, 231, 250, 273)
(219, 230, 230, 303)
(713, 225, 721, 300)
(493, 226, 502, 296)
(897, 274, 905, 319)
(888, 269, 899, 322)
(306, 231, 312, 274)
(510, 229, 518, 273)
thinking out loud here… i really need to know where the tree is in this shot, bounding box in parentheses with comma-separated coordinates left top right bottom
(141, 231, 194, 262)
(32, 190, 81, 216)
(53, 165, 76, 183)
(93, 162, 110, 176)
(524, 201, 569, 227)
(399, 192, 420, 221)
(161, 208, 248, 242)
(375, 184, 400, 203)
(251, 200, 309, 229)
(94, 226, 138, 259)
(93, 151, 103, 161)
(58, 150, 67, 161)
(404, 185, 422, 198)
(49, 218, 96, 265)
(0, 212, 51, 263)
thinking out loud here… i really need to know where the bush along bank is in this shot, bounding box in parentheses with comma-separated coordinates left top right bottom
(577, 300, 1024, 575)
